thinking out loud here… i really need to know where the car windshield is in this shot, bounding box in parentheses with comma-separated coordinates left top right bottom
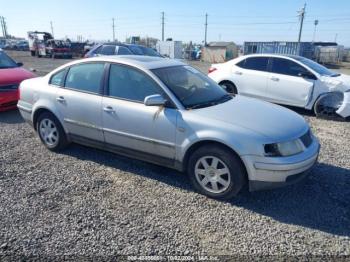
(139, 46, 162, 57)
(128, 45, 144, 55)
(152, 65, 232, 109)
(0, 52, 18, 69)
(293, 56, 340, 77)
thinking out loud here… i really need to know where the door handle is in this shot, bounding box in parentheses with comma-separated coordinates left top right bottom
(234, 71, 242, 75)
(270, 76, 279, 81)
(103, 106, 115, 113)
(56, 96, 65, 102)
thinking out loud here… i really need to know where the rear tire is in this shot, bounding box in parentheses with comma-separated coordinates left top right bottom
(36, 112, 69, 151)
(30, 51, 35, 56)
(187, 145, 246, 200)
(219, 81, 237, 94)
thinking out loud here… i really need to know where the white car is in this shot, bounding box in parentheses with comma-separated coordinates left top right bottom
(208, 54, 350, 119)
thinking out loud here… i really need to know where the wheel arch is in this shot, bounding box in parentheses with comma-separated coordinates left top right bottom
(181, 140, 248, 180)
(218, 80, 238, 93)
(32, 107, 65, 132)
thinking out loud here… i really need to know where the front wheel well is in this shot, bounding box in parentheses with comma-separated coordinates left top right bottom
(218, 80, 238, 94)
(182, 140, 247, 178)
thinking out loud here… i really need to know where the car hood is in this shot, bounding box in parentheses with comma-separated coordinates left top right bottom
(191, 96, 308, 142)
(0, 67, 36, 85)
(319, 74, 350, 92)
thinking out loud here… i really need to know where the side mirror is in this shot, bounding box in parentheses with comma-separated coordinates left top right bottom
(144, 94, 167, 106)
(298, 71, 317, 80)
(17, 62, 23, 67)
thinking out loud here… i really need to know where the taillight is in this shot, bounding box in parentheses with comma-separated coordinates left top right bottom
(208, 67, 217, 74)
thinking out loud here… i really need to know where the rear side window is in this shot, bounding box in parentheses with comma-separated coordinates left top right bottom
(237, 57, 269, 72)
(65, 63, 105, 94)
(108, 64, 162, 102)
(49, 69, 66, 86)
(99, 45, 116, 55)
(117, 46, 133, 55)
(271, 58, 309, 77)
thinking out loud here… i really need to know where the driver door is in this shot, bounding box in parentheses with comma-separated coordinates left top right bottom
(102, 64, 178, 161)
(267, 57, 315, 107)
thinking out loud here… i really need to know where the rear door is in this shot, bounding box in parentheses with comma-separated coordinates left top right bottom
(267, 57, 315, 107)
(233, 56, 269, 99)
(55, 62, 105, 141)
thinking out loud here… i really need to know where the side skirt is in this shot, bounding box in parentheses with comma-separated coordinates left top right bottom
(69, 134, 182, 171)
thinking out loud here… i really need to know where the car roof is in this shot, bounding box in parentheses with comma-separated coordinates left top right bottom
(55, 55, 185, 72)
(241, 53, 303, 60)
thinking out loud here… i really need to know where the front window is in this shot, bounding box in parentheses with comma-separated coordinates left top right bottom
(293, 56, 339, 77)
(0, 52, 18, 69)
(108, 64, 163, 102)
(152, 65, 231, 109)
(271, 58, 310, 77)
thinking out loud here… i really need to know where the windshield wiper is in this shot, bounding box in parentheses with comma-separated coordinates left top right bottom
(187, 94, 232, 109)
(331, 73, 341, 77)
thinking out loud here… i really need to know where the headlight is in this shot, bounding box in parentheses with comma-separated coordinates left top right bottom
(264, 139, 304, 157)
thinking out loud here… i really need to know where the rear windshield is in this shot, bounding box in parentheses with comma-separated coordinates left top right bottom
(0, 52, 18, 69)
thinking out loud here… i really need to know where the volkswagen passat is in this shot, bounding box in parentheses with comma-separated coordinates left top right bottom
(18, 56, 320, 199)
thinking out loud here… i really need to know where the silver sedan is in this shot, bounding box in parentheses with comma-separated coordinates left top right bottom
(18, 56, 320, 199)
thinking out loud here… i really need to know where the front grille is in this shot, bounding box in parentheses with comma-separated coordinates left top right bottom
(300, 130, 313, 148)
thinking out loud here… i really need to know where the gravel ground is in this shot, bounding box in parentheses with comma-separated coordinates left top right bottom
(0, 51, 350, 259)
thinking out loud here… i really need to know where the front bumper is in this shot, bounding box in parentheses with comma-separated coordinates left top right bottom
(0, 90, 18, 112)
(241, 137, 320, 191)
(336, 91, 350, 118)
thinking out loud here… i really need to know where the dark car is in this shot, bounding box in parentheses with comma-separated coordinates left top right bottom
(84, 43, 162, 58)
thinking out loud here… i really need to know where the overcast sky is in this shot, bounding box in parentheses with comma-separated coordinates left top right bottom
(1, 0, 350, 46)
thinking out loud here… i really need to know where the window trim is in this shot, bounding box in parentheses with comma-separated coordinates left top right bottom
(62, 61, 107, 96)
(105, 62, 177, 108)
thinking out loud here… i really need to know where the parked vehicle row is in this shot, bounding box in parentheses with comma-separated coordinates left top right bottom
(18, 56, 320, 199)
(208, 54, 350, 119)
(85, 43, 162, 58)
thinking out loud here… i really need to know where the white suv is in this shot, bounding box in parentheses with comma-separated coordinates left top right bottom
(208, 54, 350, 119)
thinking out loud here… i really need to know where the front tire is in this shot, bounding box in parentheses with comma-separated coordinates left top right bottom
(36, 112, 69, 151)
(219, 81, 237, 94)
(187, 145, 246, 200)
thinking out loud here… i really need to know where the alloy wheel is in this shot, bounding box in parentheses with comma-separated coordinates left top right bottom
(194, 156, 231, 194)
(39, 118, 59, 147)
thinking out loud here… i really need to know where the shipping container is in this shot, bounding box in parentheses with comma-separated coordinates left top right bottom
(244, 41, 315, 59)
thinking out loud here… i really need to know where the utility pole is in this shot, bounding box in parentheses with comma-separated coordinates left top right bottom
(0, 16, 4, 38)
(1, 16, 8, 38)
(204, 13, 208, 46)
(334, 33, 338, 43)
(112, 18, 115, 42)
(161, 12, 165, 41)
(50, 21, 54, 37)
(312, 19, 318, 42)
(297, 3, 306, 43)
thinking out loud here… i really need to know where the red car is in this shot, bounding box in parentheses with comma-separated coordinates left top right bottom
(0, 50, 36, 111)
